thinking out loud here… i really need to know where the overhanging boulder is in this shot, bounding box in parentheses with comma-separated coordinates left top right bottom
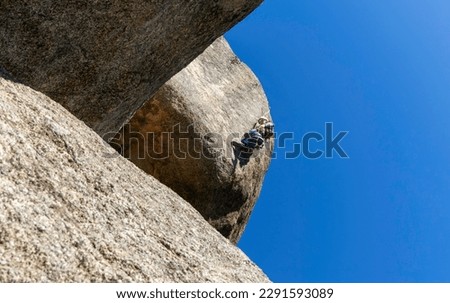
(112, 38, 273, 243)
(0, 0, 263, 139)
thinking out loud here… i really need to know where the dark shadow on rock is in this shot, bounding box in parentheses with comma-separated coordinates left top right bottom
(0, 67, 19, 83)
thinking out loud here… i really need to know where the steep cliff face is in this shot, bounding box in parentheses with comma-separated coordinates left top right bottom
(112, 38, 273, 243)
(0, 73, 270, 282)
(0, 0, 263, 139)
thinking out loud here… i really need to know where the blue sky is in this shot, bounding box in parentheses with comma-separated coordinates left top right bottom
(226, 0, 450, 282)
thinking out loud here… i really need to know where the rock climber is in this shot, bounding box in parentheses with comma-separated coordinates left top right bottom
(236, 116, 274, 150)
(240, 128, 265, 150)
(254, 116, 275, 140)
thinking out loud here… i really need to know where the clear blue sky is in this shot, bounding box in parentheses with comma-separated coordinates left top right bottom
(226, 0, 450, 282)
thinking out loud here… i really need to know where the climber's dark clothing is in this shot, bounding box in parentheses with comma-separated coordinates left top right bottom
(241, 129, 264, 149)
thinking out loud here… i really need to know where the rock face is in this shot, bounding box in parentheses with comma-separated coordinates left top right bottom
(111, 38, 273, 244)
(0, 0, 263, 139)
(0, 72, 269, 282)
